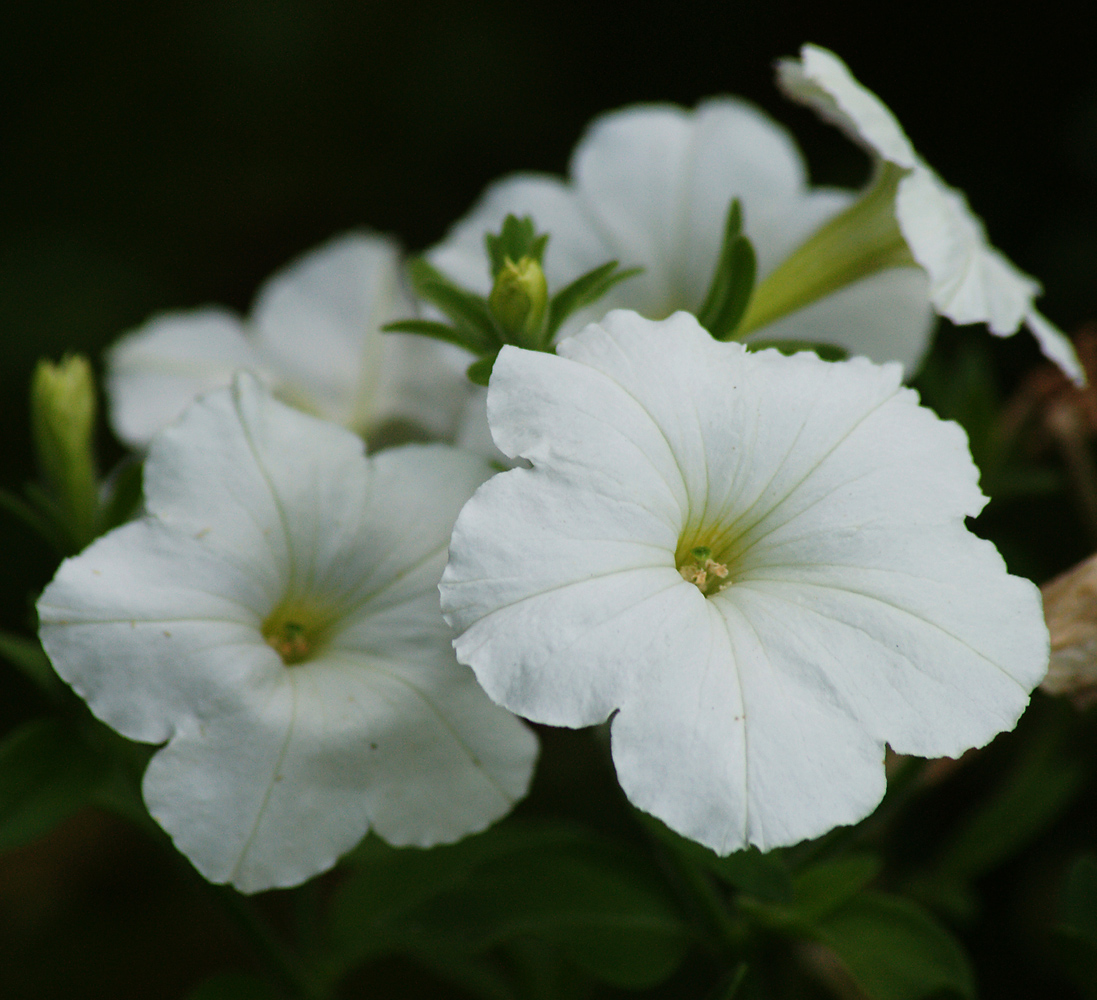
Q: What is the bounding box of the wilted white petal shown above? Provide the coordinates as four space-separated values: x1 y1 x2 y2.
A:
441 311 1047 854
40 375 536 891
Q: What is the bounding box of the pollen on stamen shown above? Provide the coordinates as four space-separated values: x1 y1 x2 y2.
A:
266 621 311 665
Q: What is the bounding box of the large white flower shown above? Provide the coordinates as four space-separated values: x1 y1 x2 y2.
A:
778 44 1084 384
38 375 537 893
429 98 934 372
107 232 470 447
440 310 1048 854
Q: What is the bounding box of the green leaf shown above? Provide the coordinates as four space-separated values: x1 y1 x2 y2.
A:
0 717 106 851
697 199 757 341
0 628 65 698
467 354 498 386
814 892 975 1000
185 973 282 1000
745 339 849 362
544 261 642 341
485 215 550 276
708 848 794 905
326 822 691 990
384 318 484 352
98 457 144 533
405 258 499 353
791 855 882 922
0 487 69 554
1055 855 1097 997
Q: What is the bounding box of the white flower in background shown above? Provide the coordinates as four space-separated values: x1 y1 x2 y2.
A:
429 98 935 372
440 311 1048 853
38 375 537 893
778 44 1084 385
107 232 470 448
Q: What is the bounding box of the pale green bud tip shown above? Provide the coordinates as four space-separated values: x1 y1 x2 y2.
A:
32 354 96 453
489 255 548 345
31 354 99 546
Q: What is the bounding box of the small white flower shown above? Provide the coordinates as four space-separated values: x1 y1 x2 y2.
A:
778 44 1084 384
38 375 537 893
429 98 934 372
440 310 1048 854
107 232 470 447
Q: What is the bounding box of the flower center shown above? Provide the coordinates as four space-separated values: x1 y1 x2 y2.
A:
262 602 334 666
677 545 732 598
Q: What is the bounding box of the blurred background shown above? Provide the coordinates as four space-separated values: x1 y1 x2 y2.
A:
3 2 1097 997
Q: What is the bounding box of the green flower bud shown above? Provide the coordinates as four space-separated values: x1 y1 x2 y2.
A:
31 354 99 547
489 255 548 348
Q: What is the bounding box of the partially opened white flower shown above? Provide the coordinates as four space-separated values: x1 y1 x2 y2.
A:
429 98 934 372
440 310 1048 853
38 375 537 892
778 44 1084 385
107 232 470 447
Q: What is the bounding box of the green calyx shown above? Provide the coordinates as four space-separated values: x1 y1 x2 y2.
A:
384 214 640 387
737 162 916 336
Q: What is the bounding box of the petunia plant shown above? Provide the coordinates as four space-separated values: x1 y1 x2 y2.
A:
2 36 1093 1000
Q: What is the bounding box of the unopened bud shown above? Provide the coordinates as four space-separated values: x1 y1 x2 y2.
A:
31 354 99 547
489 256 548 348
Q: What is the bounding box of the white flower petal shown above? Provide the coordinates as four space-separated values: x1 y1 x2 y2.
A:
252 232 415 429
442 311 1048 852
37 520 275 744
40 376 536 891
779 44 1084 384
106 309 267 448
776 44 918 169
144 647 534 893
429 98 934 366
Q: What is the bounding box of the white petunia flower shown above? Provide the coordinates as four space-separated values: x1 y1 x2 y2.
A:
107 232 470 448
440 310 1048 854
778 44 1084 385
429 98 935 373
38 375 537 893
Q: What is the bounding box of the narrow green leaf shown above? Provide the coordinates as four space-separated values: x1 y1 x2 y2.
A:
544 262 642 341
485 215 549 276
0 488 68 554
405 258 499 351
0 717 105 851
814 892 975 1000
0 629 65 699
384 318 487 353
697 199 757 341
467 355 498 386
98 457 144 533
745 339 849 362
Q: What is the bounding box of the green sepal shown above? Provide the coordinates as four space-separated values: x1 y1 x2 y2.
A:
404 258 500 354
745 339 850 362
544 261 642 342
466 354 499 386
485 214 550 278
383 318 493 355
697 199 757 341
98 457 144 534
